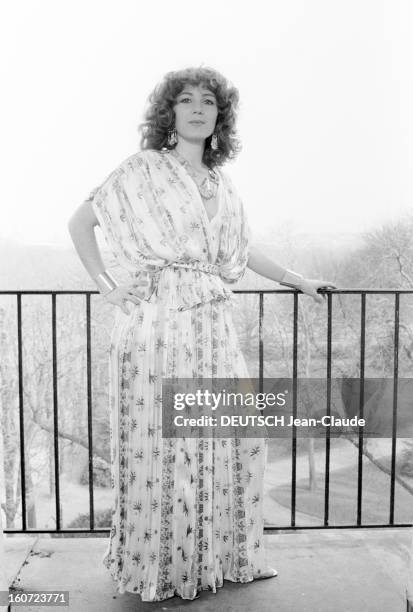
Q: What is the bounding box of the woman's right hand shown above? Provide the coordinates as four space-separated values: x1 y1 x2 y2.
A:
298 278 337 304
103 274 151 315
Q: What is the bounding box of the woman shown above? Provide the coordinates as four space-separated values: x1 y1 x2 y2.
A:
68 66 335 602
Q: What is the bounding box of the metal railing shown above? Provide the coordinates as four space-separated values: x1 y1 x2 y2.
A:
1 288 412 535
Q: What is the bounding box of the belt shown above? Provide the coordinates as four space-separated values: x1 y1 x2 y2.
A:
139 260 232 311
164 261 219 275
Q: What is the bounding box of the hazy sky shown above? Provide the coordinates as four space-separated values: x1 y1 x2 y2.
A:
1 0 412 245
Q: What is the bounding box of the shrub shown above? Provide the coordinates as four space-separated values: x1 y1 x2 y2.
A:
79 456 111 488
400 443 413 477
67 507 113 529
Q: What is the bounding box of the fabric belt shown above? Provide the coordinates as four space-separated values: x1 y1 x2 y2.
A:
138 260 232 311
164 261 219 275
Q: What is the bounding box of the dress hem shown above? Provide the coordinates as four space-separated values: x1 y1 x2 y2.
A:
110 572 263 603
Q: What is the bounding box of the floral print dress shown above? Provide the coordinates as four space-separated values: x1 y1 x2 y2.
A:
89 149 270 602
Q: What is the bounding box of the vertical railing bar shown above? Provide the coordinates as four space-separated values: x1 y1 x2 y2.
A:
324 292 332 526
291 292 298 527
259 292 264 393
357 293 366 525
52 293 61 531
86 294 95 530
16 293 27 531
389 292 400 524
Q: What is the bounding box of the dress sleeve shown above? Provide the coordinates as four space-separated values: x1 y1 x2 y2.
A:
86 154 148 269
88 168 124 255
219 174 253 285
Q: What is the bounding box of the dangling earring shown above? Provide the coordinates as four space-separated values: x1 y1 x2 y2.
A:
210 133 218 150
167 127 178 147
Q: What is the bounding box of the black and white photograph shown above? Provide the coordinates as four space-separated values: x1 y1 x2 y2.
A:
1 1 413 610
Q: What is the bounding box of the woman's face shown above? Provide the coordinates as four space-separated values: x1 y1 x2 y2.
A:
173 83 218 145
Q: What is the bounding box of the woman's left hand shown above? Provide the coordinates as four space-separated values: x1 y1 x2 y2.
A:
298 278 337 304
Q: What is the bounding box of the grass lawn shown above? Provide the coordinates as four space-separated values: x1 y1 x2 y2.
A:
270 459 413 525
266 436 330 461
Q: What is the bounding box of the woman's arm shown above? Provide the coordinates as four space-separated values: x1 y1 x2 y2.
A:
67 200 147 314
247 244 336 303
247 244 289 283
67 199 107 281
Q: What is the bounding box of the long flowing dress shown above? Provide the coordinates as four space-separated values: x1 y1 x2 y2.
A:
89 148 270 602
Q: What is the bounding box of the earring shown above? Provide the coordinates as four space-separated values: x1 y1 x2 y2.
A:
167 127 178 147
210 133 218 150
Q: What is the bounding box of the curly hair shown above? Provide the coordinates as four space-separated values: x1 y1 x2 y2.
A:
138 66 242 167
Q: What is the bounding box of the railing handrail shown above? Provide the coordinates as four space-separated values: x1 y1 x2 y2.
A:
1 287 413 534
1 288 413 294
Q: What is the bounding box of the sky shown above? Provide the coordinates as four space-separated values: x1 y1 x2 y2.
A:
0 0 412 246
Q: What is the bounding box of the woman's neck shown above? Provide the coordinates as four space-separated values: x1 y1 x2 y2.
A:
174 140 205 171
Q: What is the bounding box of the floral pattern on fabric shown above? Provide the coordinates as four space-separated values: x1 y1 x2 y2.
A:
89 149 269 602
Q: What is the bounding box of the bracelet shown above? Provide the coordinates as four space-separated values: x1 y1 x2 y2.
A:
279 269 304 289
94 270 119 295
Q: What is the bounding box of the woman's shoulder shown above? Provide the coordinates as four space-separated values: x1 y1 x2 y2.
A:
102 149 166 183
115 148 163 170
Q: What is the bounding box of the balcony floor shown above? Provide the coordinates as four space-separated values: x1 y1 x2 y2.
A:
4 528 413 611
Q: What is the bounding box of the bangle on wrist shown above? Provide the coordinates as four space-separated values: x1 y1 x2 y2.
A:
94 270 119 295
279 269 304 289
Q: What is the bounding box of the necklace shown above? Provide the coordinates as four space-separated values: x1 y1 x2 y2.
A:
170 148 219 200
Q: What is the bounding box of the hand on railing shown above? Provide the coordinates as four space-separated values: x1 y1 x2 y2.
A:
297 278 337 304
103 274 151 315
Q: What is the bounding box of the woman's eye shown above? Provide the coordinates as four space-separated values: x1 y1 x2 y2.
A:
178 97 215 104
